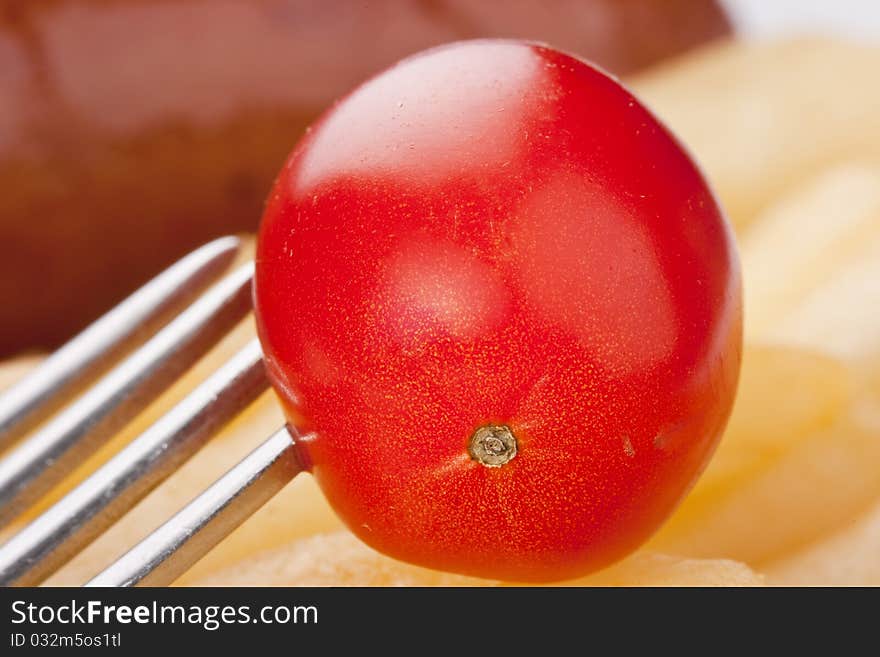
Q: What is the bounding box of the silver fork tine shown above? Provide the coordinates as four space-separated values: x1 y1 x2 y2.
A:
0 340 268 587
0 237 241 451
0 263 254 528
87 426 302 587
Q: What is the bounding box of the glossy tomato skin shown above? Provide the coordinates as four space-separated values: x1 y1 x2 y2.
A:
255 41 741 581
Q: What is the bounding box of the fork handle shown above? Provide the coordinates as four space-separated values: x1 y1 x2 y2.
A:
86 426 303 587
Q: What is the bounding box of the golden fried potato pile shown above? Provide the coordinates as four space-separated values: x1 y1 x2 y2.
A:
2 38 879 586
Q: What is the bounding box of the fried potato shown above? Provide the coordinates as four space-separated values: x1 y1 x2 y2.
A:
659 345 854 527
655 408 880 565
190 530 762 587
762 237 880 365
649 344 880 564
629 39 880 230
738 165 880 365
765 496 880 586
573 552 762 587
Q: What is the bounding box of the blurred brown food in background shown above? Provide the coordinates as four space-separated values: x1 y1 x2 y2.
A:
0 0 730 357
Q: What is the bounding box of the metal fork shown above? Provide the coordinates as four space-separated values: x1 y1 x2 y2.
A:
0 237 306 587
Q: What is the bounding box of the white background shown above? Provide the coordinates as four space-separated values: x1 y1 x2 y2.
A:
723 0 880 42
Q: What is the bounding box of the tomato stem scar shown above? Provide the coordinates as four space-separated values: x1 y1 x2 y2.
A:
469 425 517 467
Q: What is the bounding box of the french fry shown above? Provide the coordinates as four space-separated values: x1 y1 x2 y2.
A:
765 496 880 586
629 39 880 230
762 238 880 365
574 552 762 587
654 407 880 565
189 530 762 587
739 165 880 357
648 344 880 565
656 345 853 526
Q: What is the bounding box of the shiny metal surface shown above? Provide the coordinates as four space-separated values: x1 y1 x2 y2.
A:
0 340 269 587
0 236 309 587
87 426 301 587
0 237 240 451
0 263 254 528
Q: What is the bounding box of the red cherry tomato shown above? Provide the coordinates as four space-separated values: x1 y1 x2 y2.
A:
255 40 742 581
